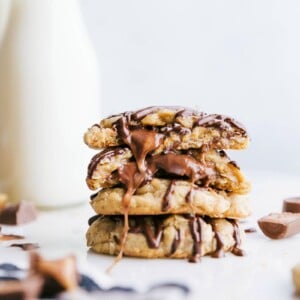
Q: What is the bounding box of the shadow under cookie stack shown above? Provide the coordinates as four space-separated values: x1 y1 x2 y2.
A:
85 106 251 264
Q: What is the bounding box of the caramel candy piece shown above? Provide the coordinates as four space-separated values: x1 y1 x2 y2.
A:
0 201 37 225
29 252 78 297
292 263 300 294
258 213 300 239
282 197 300 213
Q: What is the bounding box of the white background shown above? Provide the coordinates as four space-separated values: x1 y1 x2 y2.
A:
80 0 300 175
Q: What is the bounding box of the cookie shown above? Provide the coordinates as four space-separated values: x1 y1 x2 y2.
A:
86 214 245 261
84 106 249 151
86 147 250 194
90 178 251 218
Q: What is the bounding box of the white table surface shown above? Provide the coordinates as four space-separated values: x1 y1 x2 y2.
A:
1 171 300 300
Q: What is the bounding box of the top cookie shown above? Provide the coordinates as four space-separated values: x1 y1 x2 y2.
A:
84 106 249 152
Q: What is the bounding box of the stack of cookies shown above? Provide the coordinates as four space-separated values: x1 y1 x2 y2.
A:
85 106 250 263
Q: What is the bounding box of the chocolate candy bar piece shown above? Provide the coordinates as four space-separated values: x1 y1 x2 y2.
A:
10 243 39 251
258 213 300 239
282 197 300 213
0 201 37 225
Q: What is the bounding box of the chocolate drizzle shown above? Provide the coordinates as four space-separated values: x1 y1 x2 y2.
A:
170 229 181 255
128 216 164 249
228 219 246 256
211 230 225 258
88 147 127 178
88 215 102 226
194 114 247 134
188 215 203 263
110 106 247 137
162 180 176 211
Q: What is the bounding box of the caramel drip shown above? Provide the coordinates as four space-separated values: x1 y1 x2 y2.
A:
188 215 203 263
162 180 176 212
228 219 246 256
170 229 181 255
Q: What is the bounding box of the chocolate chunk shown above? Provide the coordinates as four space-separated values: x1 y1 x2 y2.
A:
0 275 44 300
10 243 39 251
0 201 37 225
244 227 257 233
282 197 300 213
258 213 300 239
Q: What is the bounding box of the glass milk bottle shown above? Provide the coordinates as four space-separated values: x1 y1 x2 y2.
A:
0 0 100 207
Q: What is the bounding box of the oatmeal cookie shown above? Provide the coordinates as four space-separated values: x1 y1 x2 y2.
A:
90 178 251 218
86 214 245 260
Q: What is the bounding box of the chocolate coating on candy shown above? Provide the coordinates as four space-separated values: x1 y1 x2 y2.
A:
258 213 300 239
0 201 37 225
282 197 300 213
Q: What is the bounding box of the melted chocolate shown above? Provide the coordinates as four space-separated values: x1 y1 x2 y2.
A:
88 215 102 226
162 180 176 211
115 116 163 172
128 216 165 249
170 229 181 255
90 192 98 201
188 215 203 263
101 214 245 262
228 219 246 256
185 188 194 204
111 106 247 137
244 227 257 233
211 231 225 258
194 114 247 134
131 106 188 121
